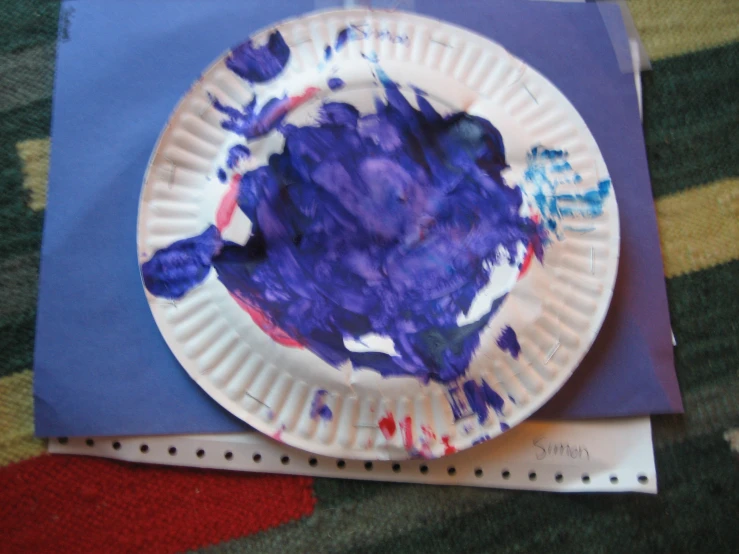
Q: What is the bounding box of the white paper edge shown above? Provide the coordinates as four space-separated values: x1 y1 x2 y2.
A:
49 417 656 493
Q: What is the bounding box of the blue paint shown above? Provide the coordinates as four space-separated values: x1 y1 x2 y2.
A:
524 146 612 239
500 422 510 431
327 77 345 91
144 70 545 384
335 27 351 51
496 325 521 359
508 394 516 404
309 389 333 421
141 226 222 300
226 145 251 169
226 30 290 83
217 168 227 183
361 51 379 63
463 378 505 424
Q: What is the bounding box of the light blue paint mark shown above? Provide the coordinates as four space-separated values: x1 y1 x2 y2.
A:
523 146 612 240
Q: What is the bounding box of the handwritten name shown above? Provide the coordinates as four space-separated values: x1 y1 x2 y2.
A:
348 24 409 45
533 437 590 461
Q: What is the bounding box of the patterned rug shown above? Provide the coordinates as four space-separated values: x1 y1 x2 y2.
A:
1 1 737 552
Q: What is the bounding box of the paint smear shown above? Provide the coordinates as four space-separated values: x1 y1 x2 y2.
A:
226 145 251 169
212 88 319 140
524 146 612 239
145 69 549 384
399 416 413 451
141 225 223 300
328 77 345 91
309 389 333 421
471 435 491 446
440 435 457 455
226 30 290 83
496 325 521 359
462 378 505 424
378 412 396 439
216 173 242 232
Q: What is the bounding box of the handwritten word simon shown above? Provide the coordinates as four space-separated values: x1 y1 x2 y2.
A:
533 437 590 461
346 24 410 45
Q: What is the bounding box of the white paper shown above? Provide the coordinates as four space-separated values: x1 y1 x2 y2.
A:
49 417 656 493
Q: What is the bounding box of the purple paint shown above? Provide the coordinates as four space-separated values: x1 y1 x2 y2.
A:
309 390 333 421
143 70 545 384
226 30 290 83
500 422 510 431
141 226 222 300
471 434 491 446
327 77 345 91
226 145 251 169
463 378 505 424
212 87 319 140
496 325 521 359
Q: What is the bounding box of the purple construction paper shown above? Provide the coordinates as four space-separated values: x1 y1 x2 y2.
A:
34 0 681 438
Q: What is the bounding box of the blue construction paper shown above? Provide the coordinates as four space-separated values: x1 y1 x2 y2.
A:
34 0 681 437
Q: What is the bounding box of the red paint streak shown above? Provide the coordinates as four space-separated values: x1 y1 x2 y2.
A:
421 425 436 441
288 86 320 109
230 294 303 348
378 412 396 439
518 242 535 280
272 424 287 442
519 214 541 280
216 173 242 232
441 435 457 456
399 416 414 451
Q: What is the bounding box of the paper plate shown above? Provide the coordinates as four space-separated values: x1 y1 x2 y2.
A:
137 9 619 460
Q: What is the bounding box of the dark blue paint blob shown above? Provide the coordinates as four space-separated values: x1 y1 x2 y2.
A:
226 30 290 83
226 145 251 169
500 422 510 431
217 168 227 183
463 379 505 424
496 325 521 359
309 389 333 421
145 73 546 383
141 226 222 300
335 27 351 51
328 77 345 91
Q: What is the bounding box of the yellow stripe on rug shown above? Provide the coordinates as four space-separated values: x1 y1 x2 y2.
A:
629 0 739 61
0 370 46 467
16 138 50 212
656 178 739 278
